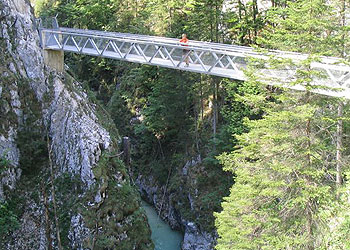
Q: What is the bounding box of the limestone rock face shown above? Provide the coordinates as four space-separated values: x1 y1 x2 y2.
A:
182 222 215 250
48 75 110 186
5 199 47 250
0 130 20 201
0 0 152 248
0 0 106 188
68 213 92 248
0 0 104 246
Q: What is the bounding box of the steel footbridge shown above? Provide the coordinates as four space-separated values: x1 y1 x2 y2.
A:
38 18 350 98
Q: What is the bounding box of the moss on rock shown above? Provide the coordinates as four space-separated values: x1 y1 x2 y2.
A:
82 153 153 249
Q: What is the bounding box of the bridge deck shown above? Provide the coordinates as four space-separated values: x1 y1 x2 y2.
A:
39 24 350 98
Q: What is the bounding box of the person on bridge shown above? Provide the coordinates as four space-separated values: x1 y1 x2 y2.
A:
179 34 190 67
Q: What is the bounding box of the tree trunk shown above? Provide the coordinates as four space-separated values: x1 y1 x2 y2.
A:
238 0 244 44
200 78 204 120
47 137 62 250
306 202 314 250
336 102 343 187
42 185 52 250
212 79 217 138
253 0 258 42
123 136 131 167
215 0 220 42
336 0 346 189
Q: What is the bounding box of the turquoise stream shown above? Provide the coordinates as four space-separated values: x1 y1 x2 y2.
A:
141 200 183 250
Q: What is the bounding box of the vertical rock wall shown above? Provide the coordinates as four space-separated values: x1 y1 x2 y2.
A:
0 0 152 248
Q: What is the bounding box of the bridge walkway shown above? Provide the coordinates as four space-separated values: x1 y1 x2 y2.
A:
38 18 350 98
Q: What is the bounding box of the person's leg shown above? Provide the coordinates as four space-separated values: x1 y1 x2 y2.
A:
182 50 188 66
185 50 189 66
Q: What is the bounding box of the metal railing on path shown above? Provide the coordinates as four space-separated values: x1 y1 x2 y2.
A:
37 18 350 98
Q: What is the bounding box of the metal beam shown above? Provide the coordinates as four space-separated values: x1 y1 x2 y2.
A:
39 25 350 98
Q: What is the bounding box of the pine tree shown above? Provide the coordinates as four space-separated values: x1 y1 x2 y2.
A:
215 92 340 249
225 0 265 45
215 0 350 249
185 0 224 42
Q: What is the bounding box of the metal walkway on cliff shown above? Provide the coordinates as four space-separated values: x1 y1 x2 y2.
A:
38 18 350 98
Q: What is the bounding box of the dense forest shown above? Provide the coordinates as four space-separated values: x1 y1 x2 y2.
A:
5 0 350 248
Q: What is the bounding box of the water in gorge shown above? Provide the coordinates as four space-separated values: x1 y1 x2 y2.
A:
141 200 183 250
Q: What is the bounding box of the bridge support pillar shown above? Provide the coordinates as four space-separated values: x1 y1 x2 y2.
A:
43 49 64 72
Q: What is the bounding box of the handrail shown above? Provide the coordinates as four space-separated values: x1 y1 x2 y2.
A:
38 17 350 98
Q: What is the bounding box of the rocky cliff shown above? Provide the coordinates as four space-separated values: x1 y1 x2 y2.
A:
0 0 152 248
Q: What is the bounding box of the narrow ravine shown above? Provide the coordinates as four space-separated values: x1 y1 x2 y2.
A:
141 200 183 250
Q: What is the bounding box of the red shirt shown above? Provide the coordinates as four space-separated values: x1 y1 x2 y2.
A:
180 37 189 46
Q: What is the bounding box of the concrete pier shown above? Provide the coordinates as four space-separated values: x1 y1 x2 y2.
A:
43 49 64 72
41 30 64 72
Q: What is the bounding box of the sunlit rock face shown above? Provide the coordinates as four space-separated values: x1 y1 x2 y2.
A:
0 0 152 249
0 0 110 189
0 0 106 247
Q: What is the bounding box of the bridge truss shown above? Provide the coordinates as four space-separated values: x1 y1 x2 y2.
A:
38 18 350 98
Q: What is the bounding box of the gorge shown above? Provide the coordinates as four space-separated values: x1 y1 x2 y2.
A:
2 0 350 249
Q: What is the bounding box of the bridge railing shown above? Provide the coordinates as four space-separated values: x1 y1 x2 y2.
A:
38 18 350 98
40 28 249 80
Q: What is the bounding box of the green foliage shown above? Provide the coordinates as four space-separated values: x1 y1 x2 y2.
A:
184 0 224 42
36 0 334 243
16 81 47 176
215 0 350 249
125 70 238 231
258 0 344 56
82 153 153 249
54 173 83 247
216 93 339 249
0 42 21 136
0 202 20 241
225 0 266 45
220 79 262 148
0 155 10 174
17 128 47 176
194 166 233 231
142 69 195 143
38 0 151 32
108 87 136 137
